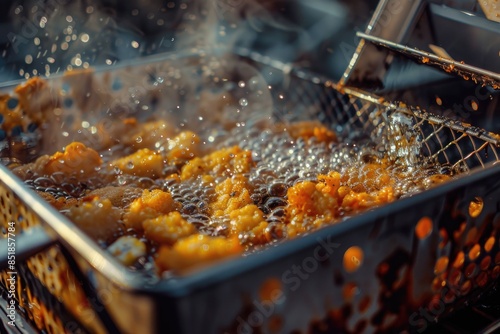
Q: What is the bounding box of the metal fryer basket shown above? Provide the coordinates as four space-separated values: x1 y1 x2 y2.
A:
0 50 500 334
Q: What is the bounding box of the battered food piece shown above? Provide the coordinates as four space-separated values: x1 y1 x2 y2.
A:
155 234 243 272
211 175 253 217
110 148 163 178
13 142 102 182
66 198 122 241
108 236 147 266
180 146 254 180
123 189 178 231
143 211 197 245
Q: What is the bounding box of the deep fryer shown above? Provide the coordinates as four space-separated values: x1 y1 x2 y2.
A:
0 0 499 333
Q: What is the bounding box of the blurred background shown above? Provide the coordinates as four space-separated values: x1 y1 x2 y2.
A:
0 0 497 131
0 0 380 83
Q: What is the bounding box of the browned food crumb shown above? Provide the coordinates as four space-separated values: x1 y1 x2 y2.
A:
12 155 51 180
108 236 147 266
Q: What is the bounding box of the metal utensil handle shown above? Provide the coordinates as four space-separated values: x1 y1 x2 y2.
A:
356 31 500 89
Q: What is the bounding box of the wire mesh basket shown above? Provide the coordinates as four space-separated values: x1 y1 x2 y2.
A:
0 50 499 334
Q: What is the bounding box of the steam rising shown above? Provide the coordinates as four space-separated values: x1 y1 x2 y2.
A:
0 0 362 162
0 1 287 158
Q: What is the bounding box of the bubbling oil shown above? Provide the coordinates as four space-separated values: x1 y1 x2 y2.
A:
12 111 455 276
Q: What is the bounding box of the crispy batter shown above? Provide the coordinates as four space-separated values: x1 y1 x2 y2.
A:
14 76 58 125
211 175 253 217
143 211 196 245
284 167 398 238
108 236 147 266
45 142 102 179
122 120 176 150
65 198 122 241
285 180 339 238
110 148 163 178
275 121 337 144
12 155 51 179
229 204 270 245
155 234 243 272
180 146 253 180
12 142 101 182
166 131 201 162
123 189 177 231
